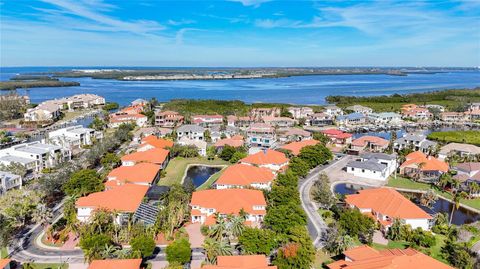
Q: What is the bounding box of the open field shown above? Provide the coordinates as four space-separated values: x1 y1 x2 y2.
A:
158 157 230 186
427 130 480 146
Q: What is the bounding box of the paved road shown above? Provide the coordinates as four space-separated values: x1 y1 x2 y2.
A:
299 155 353 248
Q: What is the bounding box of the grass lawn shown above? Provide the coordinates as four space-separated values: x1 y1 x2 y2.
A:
387 176 480 210
196 167 226 190
159 157 230 186
26 263 68 269
0 247 7 258
428 130 480 146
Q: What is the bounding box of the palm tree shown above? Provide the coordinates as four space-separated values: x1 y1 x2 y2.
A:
387 219 402 241
114 248 132 259
228 215 246 239
449 191 468 225
468 182 480 198
438 173 452 190
209 213 228 241
202 238 233 264
101 244 120 259
420 190 438 209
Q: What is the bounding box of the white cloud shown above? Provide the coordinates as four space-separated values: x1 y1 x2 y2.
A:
167 19 196 26
228 0 271 7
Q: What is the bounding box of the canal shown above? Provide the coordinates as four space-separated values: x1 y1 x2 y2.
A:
333 183 480 225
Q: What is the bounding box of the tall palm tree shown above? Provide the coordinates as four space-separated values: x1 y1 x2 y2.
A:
468 182 480 198
420 190 438 209
228 215 246 240
101 244 120 259
202 238 233 264
209 214 228 241
449 191 468 225
438 173 452 190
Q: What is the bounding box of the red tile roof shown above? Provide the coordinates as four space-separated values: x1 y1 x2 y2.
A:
216 164 275 187
0 259 11 269
240 150 289 166
281 139 319 155
400 151 449 172
121 148 169 165
76 184 148 212
202 255 276 269
345 188 432 220
107 163 160 185
141 135 174 149
351 135 389 147
88 259 142 269
191 189 266 215
215 137 244 148
327 245 453 269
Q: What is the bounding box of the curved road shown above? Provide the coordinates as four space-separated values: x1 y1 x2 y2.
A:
299 155 352 248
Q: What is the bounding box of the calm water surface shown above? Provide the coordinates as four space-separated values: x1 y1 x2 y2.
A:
1 67 479 106
183 165 221 188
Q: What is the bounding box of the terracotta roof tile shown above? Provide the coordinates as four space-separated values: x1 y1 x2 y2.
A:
400 151 448 172
141 135 174 149
216 164 275 186
191 189 266 215
107 163 160 184
76 184 148 212
88 259 142 269
240 150 289 166
202 255 276 269
215 137 244 148
281 140 319 155
121 148 169 165
345 188 432 220
0 259 11 269
351 136 389 147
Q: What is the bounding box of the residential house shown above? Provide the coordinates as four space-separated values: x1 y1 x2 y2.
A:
440 112 468 122
452 162 480 196
177 136 207 156
240 149 289 172
109 112 147 128
324 105 343 117
321 129 353 147
0 171 22 196
88 259 142 269
335 113 367 126
250 107 281 121
47 125 102 150
0 155 37 174
131 99 148 106
345 188 432 231
351 135 389 152
62 94 105 110
0 141 70 172
176 124 205 141
106 163 161 188
425 104 445 112
345 105 373 115
465 109 480 121
214 164 275 190
281 139 319 156
202 255 276 269
345 153 397 181
192 114 224 128
394 133 438 154
246 123 276 148
288 106 314 119
277 128 311 143
154 110 184 128
121 148 170 169
368 112 402 125
214 135 244 150
399 151 449 182
309 112 334 126
190 189 267 226
262 116 296 128
24 102 61 122
327 245 452 269
227 115 255 128
401 104 432 120
438 143 480 161
137 135 174 152
76 184 149 224
132 127 172 143
468 102 480 111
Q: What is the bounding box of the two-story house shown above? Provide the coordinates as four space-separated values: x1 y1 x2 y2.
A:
176 124 205 141
246 123 276 148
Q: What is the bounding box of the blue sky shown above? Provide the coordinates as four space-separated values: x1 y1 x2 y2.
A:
1 0 479 67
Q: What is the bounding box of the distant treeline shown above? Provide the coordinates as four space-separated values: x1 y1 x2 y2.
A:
10 75 59 81
161 99 322 118
326 88 480 112
0 80 80 90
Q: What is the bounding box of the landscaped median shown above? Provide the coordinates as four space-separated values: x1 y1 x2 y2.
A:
158 157 230 186
387 176 480 212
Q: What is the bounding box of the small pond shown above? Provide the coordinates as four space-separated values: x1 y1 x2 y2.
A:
334 183 480 225
183 165 222 188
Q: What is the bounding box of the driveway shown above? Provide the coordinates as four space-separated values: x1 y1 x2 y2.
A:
185 223 205 248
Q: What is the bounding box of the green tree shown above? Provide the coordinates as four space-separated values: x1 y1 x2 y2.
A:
263 203 306 233
63 169 104 197
288 157 310 177
166 237 191 265
338 208 375 243
273 226 315 269
88 116 106 131
238 227 278 255
0 188 41 227
298 144 333 169
202 238 233 264
311 173 336 209
0 162 27 177
229 151 247 163
101 153 121 170
79 234 113 262
130 234 156 258
312 132 329 145
206 146 216 160
449 191 468 225
155 184 191 238
0 214 14 247
219 145 236 161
